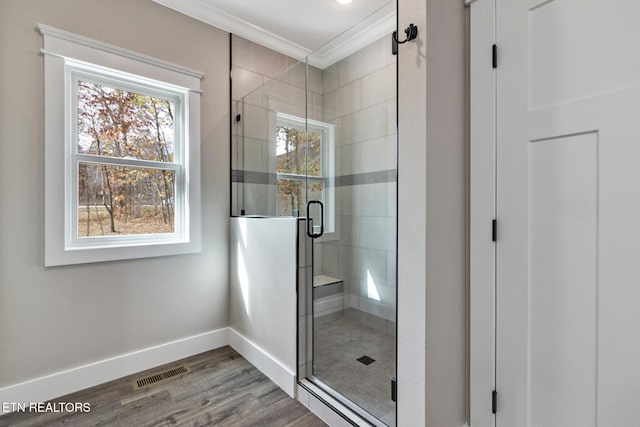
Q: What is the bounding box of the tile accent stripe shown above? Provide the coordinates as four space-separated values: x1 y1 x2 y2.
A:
232 170 277 185
334 170 397 186
232 169 397 186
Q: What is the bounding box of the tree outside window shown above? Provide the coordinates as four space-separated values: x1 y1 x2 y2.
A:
275 113 335 233
76 81 177 237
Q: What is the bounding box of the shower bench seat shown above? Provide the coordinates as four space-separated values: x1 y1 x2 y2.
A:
313 275 345 319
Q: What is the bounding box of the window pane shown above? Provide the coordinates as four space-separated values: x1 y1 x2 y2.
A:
276 126 322 176
306 129 322 177
276 178 325 217
78 163 175 237
276 178 306 216
307 180 324 203
77 81 175 162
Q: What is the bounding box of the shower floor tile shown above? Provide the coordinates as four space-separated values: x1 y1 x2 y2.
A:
313 309 396 426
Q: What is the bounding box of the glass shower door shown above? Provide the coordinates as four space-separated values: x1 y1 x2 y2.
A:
307 31 398 426
229 11 398 424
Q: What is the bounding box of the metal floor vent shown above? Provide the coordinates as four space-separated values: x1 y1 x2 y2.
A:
133 365 191 390
357 355 376 366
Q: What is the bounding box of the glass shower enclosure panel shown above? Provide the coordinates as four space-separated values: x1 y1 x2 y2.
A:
307 32 398 426
230 13 397 424
231 56 311 217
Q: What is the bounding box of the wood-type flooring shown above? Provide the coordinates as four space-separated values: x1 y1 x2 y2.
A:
0 346 326 427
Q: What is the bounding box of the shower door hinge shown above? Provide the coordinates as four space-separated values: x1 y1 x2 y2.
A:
492 390 497 414
391 377 397 402
492 219 497 242
492 44 498 68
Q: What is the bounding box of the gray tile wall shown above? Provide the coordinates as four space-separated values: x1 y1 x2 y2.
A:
316 35 397 323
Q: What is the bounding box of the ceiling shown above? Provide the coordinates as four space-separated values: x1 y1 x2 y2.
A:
152 0 396 68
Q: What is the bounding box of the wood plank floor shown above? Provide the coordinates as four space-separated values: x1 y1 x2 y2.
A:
0 346 326 427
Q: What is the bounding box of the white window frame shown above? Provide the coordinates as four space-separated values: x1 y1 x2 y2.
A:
39 24 203 266
275 112 335 234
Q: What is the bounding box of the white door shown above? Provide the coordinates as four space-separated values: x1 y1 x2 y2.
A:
495 0 640 426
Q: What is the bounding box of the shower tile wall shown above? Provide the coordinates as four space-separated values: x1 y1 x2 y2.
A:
317 35 397 331
231 36 323 216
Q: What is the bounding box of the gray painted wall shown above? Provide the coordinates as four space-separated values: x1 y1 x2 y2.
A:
397 0 468 425
424 1 468 424
0 0 230 387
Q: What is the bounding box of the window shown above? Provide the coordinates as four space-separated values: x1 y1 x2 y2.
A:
275 113 335 233
40 24 203 266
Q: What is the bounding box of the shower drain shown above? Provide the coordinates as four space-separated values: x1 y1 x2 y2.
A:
133 365 191 389
356 355 376 365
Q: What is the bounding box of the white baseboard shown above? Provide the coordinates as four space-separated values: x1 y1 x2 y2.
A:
228 328 296 398
0 328 229 413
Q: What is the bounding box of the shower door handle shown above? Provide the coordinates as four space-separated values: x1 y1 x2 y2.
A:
306 200 324 239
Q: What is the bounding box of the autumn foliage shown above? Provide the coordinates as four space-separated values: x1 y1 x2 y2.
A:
77 81 176 236
276 125 323 216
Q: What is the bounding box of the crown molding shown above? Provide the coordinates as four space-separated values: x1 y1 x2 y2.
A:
307 2 396 69
152 0 312 61
152 0 396 70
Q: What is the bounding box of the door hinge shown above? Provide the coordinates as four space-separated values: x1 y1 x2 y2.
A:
492 390 497 414
492 219 497 241
492 44 497 68
391 377 397 402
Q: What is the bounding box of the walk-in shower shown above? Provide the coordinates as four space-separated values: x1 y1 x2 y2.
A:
230 3 397 424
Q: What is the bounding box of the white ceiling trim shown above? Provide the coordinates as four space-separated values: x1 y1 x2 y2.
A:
153 0 396 69
152 0 312 60
307 3 396 69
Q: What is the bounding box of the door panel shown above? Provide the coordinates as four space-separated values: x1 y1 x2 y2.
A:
529 132 597 427
497 0 640 425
